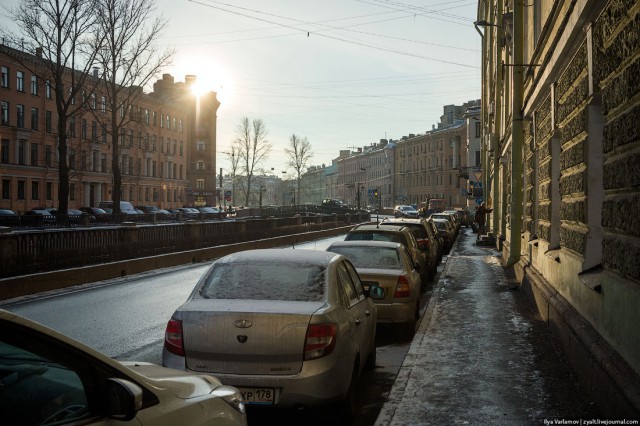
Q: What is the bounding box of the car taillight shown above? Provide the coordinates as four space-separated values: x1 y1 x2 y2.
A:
394 275 411 298
304 324 337 360
164 319 185 356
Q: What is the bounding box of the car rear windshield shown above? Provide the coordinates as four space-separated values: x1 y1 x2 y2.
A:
346 231 407 245
199 262 326 302
329 246 401 270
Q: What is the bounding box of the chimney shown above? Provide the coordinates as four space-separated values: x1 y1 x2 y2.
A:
35 47 43 58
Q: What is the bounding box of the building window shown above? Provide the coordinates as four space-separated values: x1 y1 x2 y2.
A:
18 141 25 165
475 150 481 167
196 179 205 189
69 116 76 137
45 80 52 99
101 96 106 112
1 101 8 126
1 67 8 88
69 149 75 169
165 115 170 129
31 107 38 131
197 141 205 151
16 71 24 92
152 111 157 126
145 187 149 201
16 104 25 128
2 179 10 199
179 119 183 132
17 180 25 200
144 109 149 124
101 154 107 172
1 139 9 163
91 94 96 109
31 75 38 95
197 160 205 171
70 183 75 201
81 119 87 139
31 143 38 166
180 141 183 156
46 111 52 132
91 121 97 142
475 121 481 138
102 126 107 144
160 113 163 128
46 182 52 200
31 181 39 200
45 145 52 167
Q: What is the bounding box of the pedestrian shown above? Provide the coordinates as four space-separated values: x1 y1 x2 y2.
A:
474 202 493 236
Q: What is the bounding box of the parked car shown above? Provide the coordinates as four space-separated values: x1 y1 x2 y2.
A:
177 207 200 219
198 206 224 219
80 206 111 223
378 217 439 279
0 309 247 426
99 200 139 215
393 205 419 218
430 218 455 254
22 208 56 226
0 209 20 227
344 223 430 288
162 248 383 416
326 240 421 335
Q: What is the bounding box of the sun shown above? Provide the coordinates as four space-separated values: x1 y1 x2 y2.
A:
180 57 232 106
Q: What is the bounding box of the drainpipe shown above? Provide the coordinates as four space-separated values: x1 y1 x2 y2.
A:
492 0 503 239
505 0 523 268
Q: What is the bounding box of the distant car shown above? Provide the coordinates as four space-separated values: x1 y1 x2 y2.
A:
0 309 247 426
393 205 419 218
80 206 111 223
344 223 430 288
198 206 224 219
326 240 421 335
378 217 439 280
321 198 350 210
162 248 383 416
177 207 199 219
0 209 20 227
99 201 139 215
430 218 455 254
22 208 56 226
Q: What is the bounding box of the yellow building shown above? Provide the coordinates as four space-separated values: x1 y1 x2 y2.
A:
477 0 640 416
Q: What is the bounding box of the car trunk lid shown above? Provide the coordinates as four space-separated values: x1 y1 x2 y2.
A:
181 299 325 375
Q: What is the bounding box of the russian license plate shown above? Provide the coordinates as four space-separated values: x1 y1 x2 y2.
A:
238 387 275 405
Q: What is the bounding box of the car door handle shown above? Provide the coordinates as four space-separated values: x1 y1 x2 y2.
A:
355 318 362 326
365 310 371 317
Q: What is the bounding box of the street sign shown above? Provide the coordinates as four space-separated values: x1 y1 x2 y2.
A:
474 172 482 181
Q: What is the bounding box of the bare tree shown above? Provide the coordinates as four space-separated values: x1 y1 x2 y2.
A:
226 146 241 207
233 117 271 207
285 134 312 205
5 0 103 214
91 0 173 214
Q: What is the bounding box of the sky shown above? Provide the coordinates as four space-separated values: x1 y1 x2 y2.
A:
1 0 481 174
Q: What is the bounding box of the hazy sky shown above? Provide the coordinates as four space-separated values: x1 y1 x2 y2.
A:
1 0 481 174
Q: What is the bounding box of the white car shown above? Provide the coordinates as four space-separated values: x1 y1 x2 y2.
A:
0 309 247 425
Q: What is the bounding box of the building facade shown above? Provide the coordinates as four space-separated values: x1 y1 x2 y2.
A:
0 44 219 212
477 0 640 416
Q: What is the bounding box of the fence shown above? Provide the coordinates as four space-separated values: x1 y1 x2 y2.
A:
0 212 369 279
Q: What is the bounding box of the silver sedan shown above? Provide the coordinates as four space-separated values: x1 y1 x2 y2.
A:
162 248 384 416
326 240 421 335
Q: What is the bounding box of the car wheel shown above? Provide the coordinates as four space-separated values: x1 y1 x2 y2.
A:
364 346 377 370
335 362 359 422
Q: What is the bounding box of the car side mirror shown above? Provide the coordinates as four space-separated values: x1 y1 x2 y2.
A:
367 284 385 299
106 378 143 421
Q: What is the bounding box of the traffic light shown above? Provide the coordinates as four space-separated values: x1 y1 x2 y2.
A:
373 190 379 198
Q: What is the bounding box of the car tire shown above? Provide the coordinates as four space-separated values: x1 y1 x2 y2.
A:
364 346 377 370
335 362 359 423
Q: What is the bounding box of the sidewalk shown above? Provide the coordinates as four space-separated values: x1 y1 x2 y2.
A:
375 228 600 425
